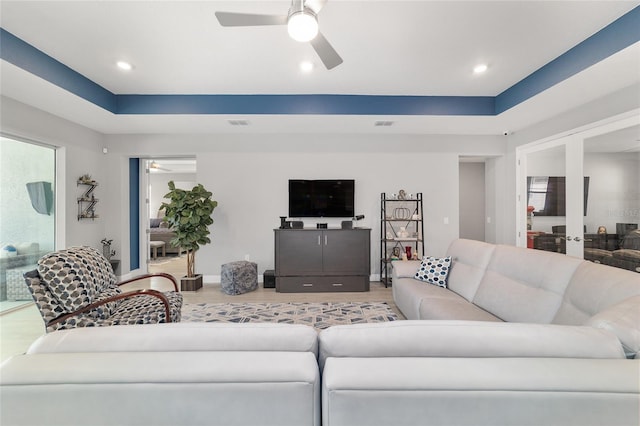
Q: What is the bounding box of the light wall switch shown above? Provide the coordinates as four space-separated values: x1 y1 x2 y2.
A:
443 217 449 225
244 254 250 261
487 217 492 224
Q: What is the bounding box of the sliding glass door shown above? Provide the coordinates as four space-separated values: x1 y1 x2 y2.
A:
0 136 56 312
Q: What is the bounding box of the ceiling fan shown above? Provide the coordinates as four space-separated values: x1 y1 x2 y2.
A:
215 0 343 70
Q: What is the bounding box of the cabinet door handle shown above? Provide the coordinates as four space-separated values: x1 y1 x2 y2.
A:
332 283 343 287
325 235 328 245
303 283 313 287
318 235 321 245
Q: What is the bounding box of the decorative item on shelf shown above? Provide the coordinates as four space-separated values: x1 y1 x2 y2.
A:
597 226 607 234
404 246 412 259
100 238 115 260
527 205 535 230
401 251 408 261
79 174 95 185
398 227 409 239
393 207 411 220
391 247 401 260
279 216 288 229
160 181 218 291
412 248 419 260
397 189 407 200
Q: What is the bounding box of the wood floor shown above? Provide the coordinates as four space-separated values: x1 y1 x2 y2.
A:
0 256 402 362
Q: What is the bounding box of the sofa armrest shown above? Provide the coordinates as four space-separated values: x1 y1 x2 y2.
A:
391 260 421 278
587 295 640 357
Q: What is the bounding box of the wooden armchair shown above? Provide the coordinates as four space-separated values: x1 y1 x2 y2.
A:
24 246 182 332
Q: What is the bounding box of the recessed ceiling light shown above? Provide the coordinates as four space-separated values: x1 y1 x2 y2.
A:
300 61 314 72
116 61 133 71
473 64 488 74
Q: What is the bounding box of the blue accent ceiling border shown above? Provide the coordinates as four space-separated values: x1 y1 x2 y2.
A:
0 28 116 112
496 6 640 114
116 94 495 116
129 158 140 271
1 6 638 117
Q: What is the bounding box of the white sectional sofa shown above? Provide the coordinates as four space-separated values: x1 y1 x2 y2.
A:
319 239 640 426
2 239 639 426
0 323 321 426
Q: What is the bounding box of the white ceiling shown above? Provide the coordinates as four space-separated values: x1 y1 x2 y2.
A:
1 0 639 136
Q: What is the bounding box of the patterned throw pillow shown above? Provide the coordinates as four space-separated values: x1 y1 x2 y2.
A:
415 256 452 288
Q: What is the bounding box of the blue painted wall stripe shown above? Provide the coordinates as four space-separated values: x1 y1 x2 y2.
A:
0 28 117 112
129 158 140 271
1 6 638 117
496 6 640 114
116 94 495 116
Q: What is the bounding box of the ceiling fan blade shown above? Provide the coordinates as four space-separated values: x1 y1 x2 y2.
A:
304 0 327 15
215 11 287 27
310 32 343 70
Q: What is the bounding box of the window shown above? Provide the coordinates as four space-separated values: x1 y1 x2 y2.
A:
0 136 55 312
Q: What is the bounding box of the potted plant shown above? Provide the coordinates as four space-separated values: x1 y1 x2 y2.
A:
160 181 218 291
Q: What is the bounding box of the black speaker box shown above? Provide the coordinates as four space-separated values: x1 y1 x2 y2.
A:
341 220 353 229
291 221 304 229
317 223 328 229
263 269 275 289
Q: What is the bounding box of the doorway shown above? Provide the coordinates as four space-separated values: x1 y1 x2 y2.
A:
144 158 196 274
517 111 640 272
459 158 486 242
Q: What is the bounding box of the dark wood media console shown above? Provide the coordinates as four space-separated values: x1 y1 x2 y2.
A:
274 228 371 292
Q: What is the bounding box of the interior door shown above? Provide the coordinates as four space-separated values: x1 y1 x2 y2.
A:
518 137 585 258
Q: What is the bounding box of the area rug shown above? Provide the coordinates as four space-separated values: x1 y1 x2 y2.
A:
181 302 398 330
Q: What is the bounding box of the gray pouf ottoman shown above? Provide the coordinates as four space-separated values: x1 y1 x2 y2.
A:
221 261 258 295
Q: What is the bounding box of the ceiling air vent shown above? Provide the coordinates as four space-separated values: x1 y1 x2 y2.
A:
227 119 250 126
374 120 394 127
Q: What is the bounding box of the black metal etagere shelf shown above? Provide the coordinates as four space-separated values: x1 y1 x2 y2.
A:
380 192 424 287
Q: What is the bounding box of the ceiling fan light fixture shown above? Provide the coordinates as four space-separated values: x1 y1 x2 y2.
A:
287 9 318 42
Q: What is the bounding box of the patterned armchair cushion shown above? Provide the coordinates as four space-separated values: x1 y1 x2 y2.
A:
37 246 119 315
51 291 183 331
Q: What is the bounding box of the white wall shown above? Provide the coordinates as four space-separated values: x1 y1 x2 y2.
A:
105 133 506 278
505 83 640 244
3 80 637 281
149 172 197 218
0 97 107 253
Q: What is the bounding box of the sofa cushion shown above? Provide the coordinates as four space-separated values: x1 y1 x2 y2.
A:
37 246 118 314
318 320 626 370
445 239 495 301
472 245 583 323
553 261 640 326
27 323 319 358
414 256 451 287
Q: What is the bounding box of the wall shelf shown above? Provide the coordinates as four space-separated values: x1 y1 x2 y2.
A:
77 179 98 220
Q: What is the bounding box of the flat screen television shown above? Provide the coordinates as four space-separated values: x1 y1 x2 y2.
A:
289 179 355 218
527 176 589 216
